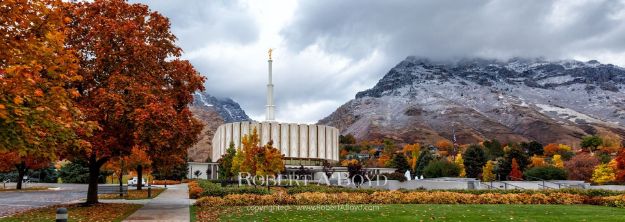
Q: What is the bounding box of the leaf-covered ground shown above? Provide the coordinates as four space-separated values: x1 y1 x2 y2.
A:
99 187 165 200
0 203 141 222
196 204 625 222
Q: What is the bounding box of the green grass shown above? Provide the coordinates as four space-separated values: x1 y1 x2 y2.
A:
190 205 197 222
217 204 625 222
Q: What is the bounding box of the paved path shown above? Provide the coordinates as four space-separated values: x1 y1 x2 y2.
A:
0 183 87 217
123 184 190 222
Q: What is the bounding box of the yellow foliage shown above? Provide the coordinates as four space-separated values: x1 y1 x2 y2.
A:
454 153 466 177
482 161 496 182
552 155 564 168
530 155 546 168
591 163 616 185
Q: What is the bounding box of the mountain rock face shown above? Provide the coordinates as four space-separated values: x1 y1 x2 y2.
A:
188 92 251 162
319 57 625 146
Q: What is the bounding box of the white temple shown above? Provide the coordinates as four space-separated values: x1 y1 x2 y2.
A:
210 49 339 166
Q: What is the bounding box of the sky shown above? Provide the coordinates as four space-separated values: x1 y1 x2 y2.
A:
131 0 625 124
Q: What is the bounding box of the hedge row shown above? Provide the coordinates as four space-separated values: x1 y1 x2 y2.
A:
195 191 625 208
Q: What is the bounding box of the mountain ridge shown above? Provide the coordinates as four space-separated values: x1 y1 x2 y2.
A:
319 57 625 146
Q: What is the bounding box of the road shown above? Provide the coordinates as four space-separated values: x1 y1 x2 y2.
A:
0 183 88 217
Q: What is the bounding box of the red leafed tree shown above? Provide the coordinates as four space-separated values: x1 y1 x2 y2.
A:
125 146 151 190
615 149 625 182
1 0 92 189
508 158 523 181
564 153 599 181
63 0 204 204
0 152 50 189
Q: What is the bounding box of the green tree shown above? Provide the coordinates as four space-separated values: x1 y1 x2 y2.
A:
483 140 504 160
218 141 237 180
496 145 529 179
581 135 603 154
521 141 544 157
414 149 434 177
524 166 567 180
388 153 410 173
463 144 487 178
423 160 460 178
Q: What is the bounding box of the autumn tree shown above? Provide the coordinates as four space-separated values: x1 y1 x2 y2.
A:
125 146 151 190
1 0 91 188
591 162 616 185
543 144 560 156
552 155 564 168
240 128 261 175
508 158 523 180
482 161 496 182
63 0 204 204
435 139 453 155
402 143 420 169
564 153 599 181
614 149 625 182
463 144 487 178
454 153 466 177
256 141 285 178
0 151 50 189
529 155 546 168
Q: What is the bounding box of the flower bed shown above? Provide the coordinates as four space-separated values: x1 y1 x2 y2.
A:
194 190 625 208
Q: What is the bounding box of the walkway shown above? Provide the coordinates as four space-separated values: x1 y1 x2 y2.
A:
123 184 190 222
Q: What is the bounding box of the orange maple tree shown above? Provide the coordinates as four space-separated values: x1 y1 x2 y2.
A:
63 0 204 204
508 158 523 181
0 151 50 189
1 0 92 187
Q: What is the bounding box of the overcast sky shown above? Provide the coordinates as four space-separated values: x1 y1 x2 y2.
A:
131 0 625 123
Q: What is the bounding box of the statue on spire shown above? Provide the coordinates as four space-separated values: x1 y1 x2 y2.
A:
268 48 273 60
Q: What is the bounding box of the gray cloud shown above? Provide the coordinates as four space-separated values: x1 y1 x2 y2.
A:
130 0 625 123
283 0 625 61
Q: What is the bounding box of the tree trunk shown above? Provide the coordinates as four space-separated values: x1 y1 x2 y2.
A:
15 161 26 190
118 169 123 198
86 155 108 205
137 165 143 190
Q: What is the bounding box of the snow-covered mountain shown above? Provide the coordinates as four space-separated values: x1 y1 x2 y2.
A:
188 92 251 162
319 57 625 146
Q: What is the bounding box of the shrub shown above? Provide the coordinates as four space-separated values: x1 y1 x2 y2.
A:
423 160 460 178
194 191 591 206
524 165 567 180
197 180 269 197
565 153 599 181
188 181 203 199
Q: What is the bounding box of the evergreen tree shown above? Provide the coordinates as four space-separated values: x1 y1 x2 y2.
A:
414 149 434 176
483 139 504 160
389 153 410 173
521 141 544 156
463 144 487 178
218 141 237 180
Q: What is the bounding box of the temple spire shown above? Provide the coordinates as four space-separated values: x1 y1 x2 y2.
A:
266 49 275 121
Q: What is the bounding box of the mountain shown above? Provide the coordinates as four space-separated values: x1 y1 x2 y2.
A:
319 57 625 147
188 92 251 162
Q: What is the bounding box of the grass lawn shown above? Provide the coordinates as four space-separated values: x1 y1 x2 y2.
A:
99 187 165 200
0 203 141 222
203 204 625 222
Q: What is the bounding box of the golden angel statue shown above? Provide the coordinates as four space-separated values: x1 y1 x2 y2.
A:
268 48 273 60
